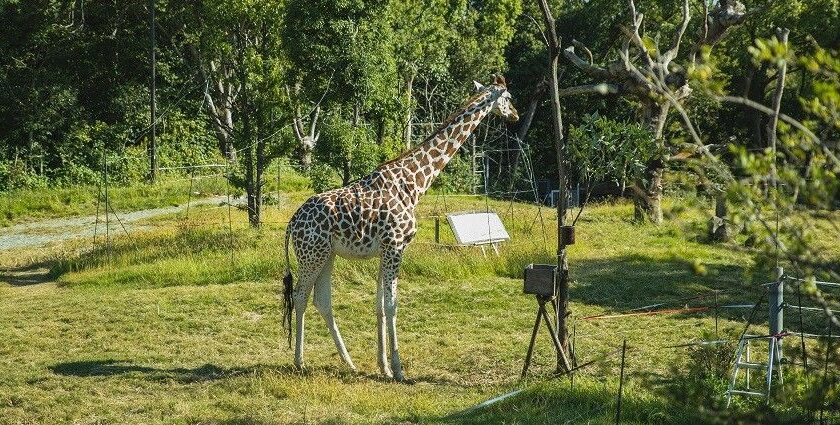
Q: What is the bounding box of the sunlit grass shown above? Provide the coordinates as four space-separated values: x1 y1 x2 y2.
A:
1 183 837 423
0 161 310 228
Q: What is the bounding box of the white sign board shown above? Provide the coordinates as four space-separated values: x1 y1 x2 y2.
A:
446 211 510 246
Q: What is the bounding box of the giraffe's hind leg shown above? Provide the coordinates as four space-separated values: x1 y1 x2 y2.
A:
293 251 329 370
313 254 357 371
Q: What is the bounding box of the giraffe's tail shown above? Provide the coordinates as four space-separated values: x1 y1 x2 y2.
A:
282 225 294 349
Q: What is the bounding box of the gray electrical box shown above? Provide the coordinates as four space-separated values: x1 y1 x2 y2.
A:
524 264 557 297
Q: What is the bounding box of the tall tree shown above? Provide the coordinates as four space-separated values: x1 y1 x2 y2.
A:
560 0 748 223
188 0 288 227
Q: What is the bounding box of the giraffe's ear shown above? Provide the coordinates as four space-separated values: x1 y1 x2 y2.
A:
473 80 485 92
493 74 507 87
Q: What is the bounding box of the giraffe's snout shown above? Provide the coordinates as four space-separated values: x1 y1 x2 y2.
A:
506 107 520 123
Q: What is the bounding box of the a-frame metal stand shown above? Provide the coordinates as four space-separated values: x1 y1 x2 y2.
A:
521 295 565 377
727 267 786 406
726 334 785 405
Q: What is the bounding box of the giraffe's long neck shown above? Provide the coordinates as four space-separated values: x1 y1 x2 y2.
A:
392 90 495 196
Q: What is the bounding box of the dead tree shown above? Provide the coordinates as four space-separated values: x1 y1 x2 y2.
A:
287 85 321 172
201 58 240 163
562 0 747 224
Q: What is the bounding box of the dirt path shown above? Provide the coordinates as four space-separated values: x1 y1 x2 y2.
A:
0 196 232 251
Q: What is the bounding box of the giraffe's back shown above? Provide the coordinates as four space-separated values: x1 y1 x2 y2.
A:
289 177 413 260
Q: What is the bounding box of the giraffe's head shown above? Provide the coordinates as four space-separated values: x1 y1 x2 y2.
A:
474 74 519 123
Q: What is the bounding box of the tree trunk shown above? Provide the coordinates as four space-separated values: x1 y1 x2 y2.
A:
403 74 414 150
710 192 730 241
507 83 544 194
237 33 259 228
745 63 770 148
301 150 313 172
341 161 351 186
633 102 669 224
376 116 385 145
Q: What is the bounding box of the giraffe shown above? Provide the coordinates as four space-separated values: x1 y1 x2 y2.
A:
282 74 519 381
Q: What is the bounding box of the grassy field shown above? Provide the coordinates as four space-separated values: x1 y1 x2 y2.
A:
1 174 837 424
0 163 310 228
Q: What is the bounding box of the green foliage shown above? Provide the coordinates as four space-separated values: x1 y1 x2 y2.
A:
666 332 733 411
568 114 658 190
283 0 399 114
748 35 794 68
0 162 48 192
308 162 340 194
313 113 383 185
431 154 475 194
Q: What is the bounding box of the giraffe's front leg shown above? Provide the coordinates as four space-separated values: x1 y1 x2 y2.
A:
381 247 405 381
376 276 392 378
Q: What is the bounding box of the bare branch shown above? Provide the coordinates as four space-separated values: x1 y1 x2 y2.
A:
557 83 618 97
563 46 610 79
662 0 690 66
703 0 747 48
536 0 561 53
625 0 655 70
524 14 549 48
768 28 790 192
309 106 320 137
571 39 594 65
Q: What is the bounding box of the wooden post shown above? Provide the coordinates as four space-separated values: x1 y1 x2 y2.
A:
521 298 544 377
536 0 572 374
434 217 440 244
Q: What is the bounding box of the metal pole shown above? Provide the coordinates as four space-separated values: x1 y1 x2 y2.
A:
797 284 808 374
615 339 627 425
714 290 720 340
770 267 784 358
103 146 110 267
820 317 832 424
148 0 157 183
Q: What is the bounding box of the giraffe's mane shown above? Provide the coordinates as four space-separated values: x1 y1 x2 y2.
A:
377 90 490 170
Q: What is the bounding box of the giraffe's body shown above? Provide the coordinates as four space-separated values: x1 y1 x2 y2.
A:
283 75 518 380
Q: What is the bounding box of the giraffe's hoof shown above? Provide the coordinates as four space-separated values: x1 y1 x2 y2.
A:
393 371 406 382
380 368 393 379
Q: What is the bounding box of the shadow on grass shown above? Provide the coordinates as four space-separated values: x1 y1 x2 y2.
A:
0 262 54 286
571 254 764 318
48 359 460 387
49 359 270 383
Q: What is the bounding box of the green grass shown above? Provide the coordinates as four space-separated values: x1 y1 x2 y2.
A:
0 161 311 227
0 177 227 227
1 185 837 424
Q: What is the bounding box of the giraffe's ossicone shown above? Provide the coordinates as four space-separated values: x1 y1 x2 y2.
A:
282 74 519 381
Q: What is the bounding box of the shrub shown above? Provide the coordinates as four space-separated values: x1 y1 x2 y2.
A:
0 161 48 191
309 162 340 193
